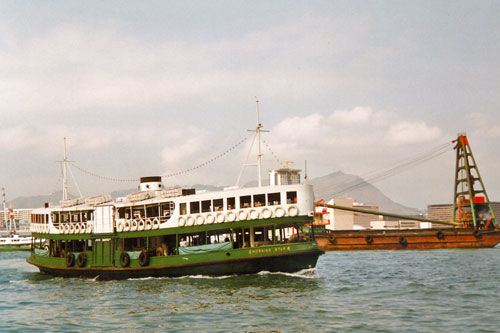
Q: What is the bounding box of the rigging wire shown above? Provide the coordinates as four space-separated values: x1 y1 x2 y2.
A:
328 141 454 197
71 136 249 183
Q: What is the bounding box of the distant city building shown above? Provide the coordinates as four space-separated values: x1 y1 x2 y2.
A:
0 209 32 222
352 203 380 229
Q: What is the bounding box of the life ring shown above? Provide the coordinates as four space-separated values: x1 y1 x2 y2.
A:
473 230 482 239
215 212 225 223
69 223 75 234
123 220 131 232
288 205 299 217
436 231 445 240
238 210 248 221
249 209 259 220
206 214 215 224
131 219 138 232
65 253 75 267
399 236 408 246
63 224 69 234
77 252 87 267
79 222 86 234
75 223 82 234
119 252 130 267
275 206 286 218
152 218 160 229
138 251 150 267
117 221 124 232
327 233 336 244
365 235 374 244
177 217 186 227
196 215 205 225
186 216 195 226
261 207 272 219
226 211 236 222
138 219 146 231
145 219 153 230
86 224 93 233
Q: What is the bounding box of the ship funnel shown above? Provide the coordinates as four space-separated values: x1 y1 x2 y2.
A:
139 176 163 191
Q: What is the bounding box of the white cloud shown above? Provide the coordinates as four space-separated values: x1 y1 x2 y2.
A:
328 107 373 125
386 121 441 145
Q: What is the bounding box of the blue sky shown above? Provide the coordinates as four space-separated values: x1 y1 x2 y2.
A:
0 1 499 209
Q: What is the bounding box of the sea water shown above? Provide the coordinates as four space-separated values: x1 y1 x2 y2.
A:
1 248 499 332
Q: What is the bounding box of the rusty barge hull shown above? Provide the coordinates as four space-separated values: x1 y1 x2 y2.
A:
315 228 500 251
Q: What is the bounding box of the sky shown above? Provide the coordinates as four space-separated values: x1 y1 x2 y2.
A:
0 1 499 209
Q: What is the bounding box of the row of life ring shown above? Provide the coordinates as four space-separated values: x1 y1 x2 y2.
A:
116 218 160 232
177 205 299 227
32 224 51 233
58 223 93 234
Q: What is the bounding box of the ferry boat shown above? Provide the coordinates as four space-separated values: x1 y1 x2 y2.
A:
0 189 32 251
27 114 323 279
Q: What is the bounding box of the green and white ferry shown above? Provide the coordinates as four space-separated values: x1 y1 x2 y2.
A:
27 115 323 279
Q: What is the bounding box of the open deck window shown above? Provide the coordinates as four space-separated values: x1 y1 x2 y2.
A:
240 195 251 208
227 197 235 210
133 206 145 219
213 199 223 211
161 202 174 219
180 203 187 215
201 200 212 213
253 194 265 207
190 201 200 214
287 191 297 204
268 192 281 205
146 204 159 218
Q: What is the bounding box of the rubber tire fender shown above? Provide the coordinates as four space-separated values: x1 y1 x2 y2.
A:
77 252 87 267
399 236 408 246
138 251 150 267
119 252 130 268
327 233 336 244
365 235 374 244
436 231 445 240
66 253 75 267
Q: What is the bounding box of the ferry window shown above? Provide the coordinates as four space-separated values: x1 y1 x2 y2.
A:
286 191 297 204
213 199 223 211
253 194 265 207
161 202 174 219
201 200 211 213
180 203 187 215
240 195 251 208
190 201 200 214
118 207 126 219
62 213 69 223
268 193 281 205
133 206 145 218
52 213 60 223
72 213 80 222
146 204 159 218
227 197 235 210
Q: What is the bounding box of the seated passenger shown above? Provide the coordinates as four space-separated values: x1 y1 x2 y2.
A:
179 238 187 247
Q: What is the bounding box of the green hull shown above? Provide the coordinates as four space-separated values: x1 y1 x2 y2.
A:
27 242 323 280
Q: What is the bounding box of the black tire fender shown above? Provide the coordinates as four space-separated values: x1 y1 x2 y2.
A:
66 253 75 267
119 252 130 268
138 251 150 267
76 252 87 267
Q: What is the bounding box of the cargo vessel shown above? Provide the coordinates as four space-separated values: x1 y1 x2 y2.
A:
27 110 323 279
313 134 500 251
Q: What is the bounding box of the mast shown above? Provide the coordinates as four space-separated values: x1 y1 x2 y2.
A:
235 99 268 187
62 137 68 200
2 187 6 229
255 99 263 187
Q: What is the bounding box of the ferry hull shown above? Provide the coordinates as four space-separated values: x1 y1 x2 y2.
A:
315 228 500 251
27 244 324 280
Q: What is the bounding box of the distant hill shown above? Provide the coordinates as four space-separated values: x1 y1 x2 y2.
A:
310 171 421 215
7 171 420 215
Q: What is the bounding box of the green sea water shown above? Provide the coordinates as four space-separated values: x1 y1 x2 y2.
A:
1 248 499 332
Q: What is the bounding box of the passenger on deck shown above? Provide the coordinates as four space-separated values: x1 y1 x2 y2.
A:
180 238 187 247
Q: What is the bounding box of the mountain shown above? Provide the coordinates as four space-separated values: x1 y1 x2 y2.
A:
7 171 420 215
309 171 421 215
